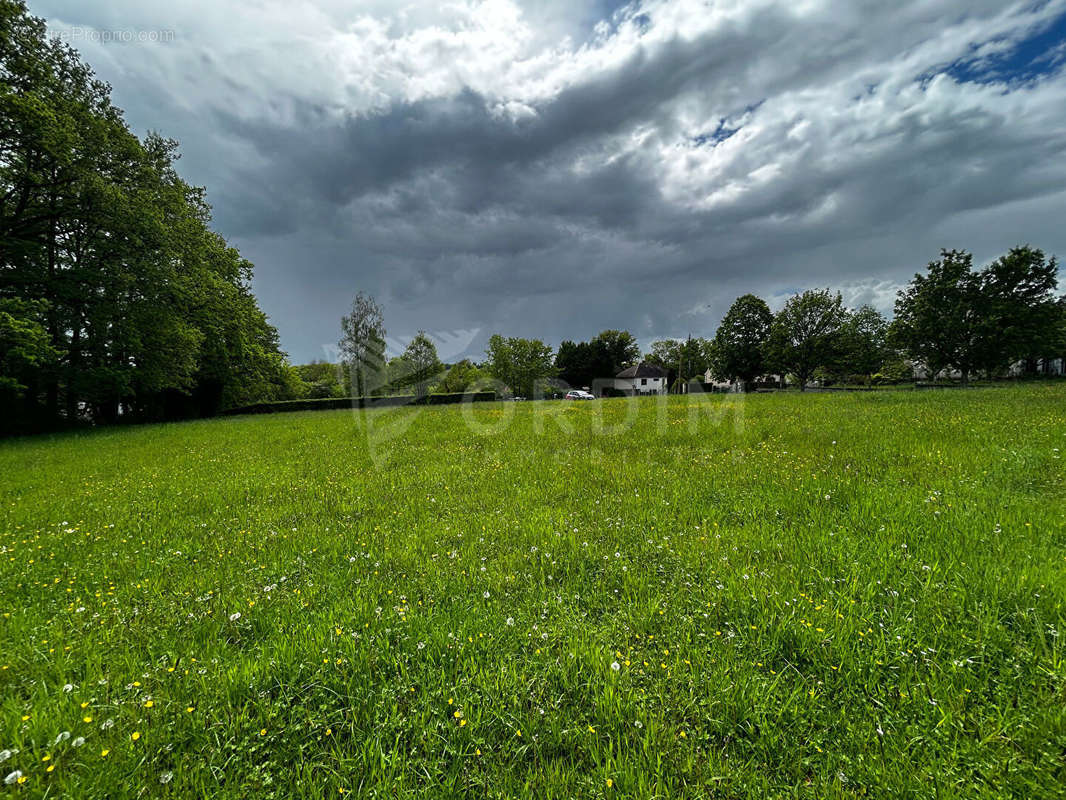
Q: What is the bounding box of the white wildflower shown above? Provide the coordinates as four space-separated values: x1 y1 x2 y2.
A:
4 771 22 785
228 612 241 622
610 661 620 671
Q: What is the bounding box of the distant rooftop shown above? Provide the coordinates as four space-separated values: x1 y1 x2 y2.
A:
616 362 668 379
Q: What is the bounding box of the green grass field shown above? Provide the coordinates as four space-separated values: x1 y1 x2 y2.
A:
2 387 1065 798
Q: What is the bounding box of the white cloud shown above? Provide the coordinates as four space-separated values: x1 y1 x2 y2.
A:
31 0 1066 359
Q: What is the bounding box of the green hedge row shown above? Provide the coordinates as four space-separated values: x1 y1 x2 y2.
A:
226 392 498 415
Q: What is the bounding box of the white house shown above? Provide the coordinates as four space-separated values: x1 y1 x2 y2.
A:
614 363 669 395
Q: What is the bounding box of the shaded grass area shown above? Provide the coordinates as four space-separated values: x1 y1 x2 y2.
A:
1 386 1065 798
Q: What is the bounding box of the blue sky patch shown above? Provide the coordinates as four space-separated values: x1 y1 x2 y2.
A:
943 10 1066 86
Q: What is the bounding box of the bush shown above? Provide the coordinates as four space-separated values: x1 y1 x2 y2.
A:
873 359 914 385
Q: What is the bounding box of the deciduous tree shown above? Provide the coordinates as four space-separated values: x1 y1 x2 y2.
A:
766 290 847 391
339 292 386 398
711 295 773 391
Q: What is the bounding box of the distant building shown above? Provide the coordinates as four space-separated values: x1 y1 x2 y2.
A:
614 363 668 395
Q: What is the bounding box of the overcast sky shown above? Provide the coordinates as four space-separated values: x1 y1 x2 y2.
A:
34 0 1066 362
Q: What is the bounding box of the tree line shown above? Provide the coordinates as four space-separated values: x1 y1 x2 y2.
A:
328 246 1064 398
0 0 295 433
707 246 1064 391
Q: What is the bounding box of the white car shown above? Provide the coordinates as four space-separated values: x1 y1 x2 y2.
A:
564 390 595 400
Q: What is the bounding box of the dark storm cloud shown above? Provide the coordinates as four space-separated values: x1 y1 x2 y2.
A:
32 0 1066 361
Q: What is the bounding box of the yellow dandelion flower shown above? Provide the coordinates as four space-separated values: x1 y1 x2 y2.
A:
144 700 154 708
131 731 140 741
83 716 92 723
186 707 194 713
606 778 614 788
101 748 110 757
260 729 266 736
46 764 55 773
587 725 596 733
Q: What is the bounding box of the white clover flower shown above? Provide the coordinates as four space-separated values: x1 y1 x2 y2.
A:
610 661 620 671
160 772 173 784
54 732 70 744
483 591 490 599
4 771 22 785
0 750 11 763
62 683 74 693
100 719 114 730
72 737 85 748
228 612 241 622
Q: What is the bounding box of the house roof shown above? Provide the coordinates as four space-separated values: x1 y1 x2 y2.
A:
616 362 668 379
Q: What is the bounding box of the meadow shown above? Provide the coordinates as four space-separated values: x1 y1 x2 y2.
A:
1 386 1064 798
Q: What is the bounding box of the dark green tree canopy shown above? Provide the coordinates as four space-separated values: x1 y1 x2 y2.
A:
890 247 1062 382
972 246 1061 375
712 294 773 390
828 305 891 380
766 289 847 391
890 250 981 382
0 0 294 432
554 329 638 388
486 334 555 397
